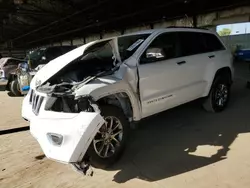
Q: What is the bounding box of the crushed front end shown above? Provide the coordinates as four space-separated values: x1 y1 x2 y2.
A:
22 84 105 174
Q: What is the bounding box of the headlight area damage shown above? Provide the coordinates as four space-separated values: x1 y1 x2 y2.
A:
31 83 105 175
36 82 100 113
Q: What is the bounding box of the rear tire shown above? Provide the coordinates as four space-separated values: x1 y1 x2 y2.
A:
10 79 22 96
87 105 129 169
203 76 231 112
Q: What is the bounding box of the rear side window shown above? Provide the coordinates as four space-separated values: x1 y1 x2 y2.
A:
178 32 207 57
202 33 225 52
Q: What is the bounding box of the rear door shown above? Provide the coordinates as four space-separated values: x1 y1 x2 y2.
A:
177 31 211 99
201 33 230 94
202 33 228 67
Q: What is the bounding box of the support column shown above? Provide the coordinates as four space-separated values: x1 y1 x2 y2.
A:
193 15 197 28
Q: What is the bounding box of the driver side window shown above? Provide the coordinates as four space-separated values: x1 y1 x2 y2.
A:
140 32 179 64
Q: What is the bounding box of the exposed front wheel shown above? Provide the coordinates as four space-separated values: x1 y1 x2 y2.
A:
87 105 129 169
10 79 22 96
203 76 231 112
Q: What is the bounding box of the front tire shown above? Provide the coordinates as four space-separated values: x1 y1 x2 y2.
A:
87 105 129 169
10 79 22 96
203 76 231 112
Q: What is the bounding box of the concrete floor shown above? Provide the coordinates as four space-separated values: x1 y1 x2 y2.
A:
1 62 250 188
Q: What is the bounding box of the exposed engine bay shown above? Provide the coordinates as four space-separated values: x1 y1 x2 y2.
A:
42 40 117 87
34 40 118 114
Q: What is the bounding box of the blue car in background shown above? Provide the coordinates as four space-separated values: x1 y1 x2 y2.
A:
235 48 250 62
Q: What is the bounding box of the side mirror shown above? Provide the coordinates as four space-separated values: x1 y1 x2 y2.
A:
146 47 165 60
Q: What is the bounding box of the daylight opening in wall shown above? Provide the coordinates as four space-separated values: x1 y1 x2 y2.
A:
216 22 250 36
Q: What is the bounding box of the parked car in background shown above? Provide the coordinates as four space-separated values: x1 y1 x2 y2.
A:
234 48 250 62
27 46 77 69
22 28 234 175
0 57 25 88
6 46 76 96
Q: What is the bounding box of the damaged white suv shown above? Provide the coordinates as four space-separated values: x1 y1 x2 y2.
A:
22 28 233 174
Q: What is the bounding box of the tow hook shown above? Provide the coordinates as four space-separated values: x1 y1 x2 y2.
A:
71 158 94 176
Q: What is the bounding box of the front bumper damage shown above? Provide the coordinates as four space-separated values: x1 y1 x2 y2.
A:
22 90 105 175
30 112 104 163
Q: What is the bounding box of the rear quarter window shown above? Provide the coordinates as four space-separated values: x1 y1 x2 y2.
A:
202 33 225 52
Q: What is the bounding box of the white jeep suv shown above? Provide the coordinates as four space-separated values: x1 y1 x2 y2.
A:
22 28 233 174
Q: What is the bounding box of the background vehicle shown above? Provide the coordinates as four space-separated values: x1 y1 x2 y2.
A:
234 48 250 62
27 46 76 69
22 28 234 174
7 46 76 96
0 57 25 88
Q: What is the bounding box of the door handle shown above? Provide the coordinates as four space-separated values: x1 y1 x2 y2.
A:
177 61 186 65
208 55 215 58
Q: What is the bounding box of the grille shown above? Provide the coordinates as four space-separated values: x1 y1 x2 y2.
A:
29 89 44 115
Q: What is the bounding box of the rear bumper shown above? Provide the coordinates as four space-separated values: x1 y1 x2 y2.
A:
22 93 105 163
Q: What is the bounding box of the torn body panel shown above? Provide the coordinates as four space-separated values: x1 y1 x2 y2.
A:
30 111 105 163
23 90 105 165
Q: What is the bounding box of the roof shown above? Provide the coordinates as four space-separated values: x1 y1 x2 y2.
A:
0 0 249 49
0 57 23 66
0 57 23 61
126 27 213 35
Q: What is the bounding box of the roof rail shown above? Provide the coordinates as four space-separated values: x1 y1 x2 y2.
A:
166 26 208 30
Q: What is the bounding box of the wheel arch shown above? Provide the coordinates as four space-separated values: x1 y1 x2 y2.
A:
213 67 233 85
204 66 233 97
97 92 136 122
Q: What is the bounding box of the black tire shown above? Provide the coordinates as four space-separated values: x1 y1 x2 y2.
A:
10 79 22 96
87 105 129 169
203 76 231 112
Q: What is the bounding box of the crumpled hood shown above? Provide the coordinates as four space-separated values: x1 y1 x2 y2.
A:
31 38 121 89
30 42 95 88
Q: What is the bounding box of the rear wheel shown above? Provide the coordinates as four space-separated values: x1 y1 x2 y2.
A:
10 79 22 96
203 76 231 112
87 105 129 169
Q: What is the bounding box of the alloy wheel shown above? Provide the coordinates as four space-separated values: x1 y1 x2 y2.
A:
214 84 229 107
93 116 123 158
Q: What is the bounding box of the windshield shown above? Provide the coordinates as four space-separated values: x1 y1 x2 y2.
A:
82 33 150 62
72 33 150 67
118 34 150 61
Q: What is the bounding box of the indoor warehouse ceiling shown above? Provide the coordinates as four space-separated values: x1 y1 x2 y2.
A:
0 0 249 49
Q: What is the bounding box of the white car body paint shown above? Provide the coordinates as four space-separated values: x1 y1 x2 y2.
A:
22 28 233 165
30 111 104 163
